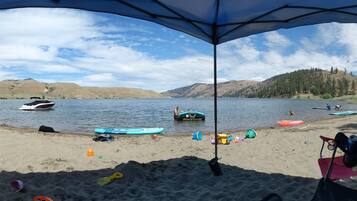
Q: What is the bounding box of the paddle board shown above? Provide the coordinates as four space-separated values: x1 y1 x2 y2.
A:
95 127 164 135
329 111 357 116
312 107 328 110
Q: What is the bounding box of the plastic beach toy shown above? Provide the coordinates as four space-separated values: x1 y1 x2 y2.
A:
151 134 159 141
33 195 53 201
97 172 124 186
192 131 202 141
87 148 94 157
245 129 257 139
10 180 24 192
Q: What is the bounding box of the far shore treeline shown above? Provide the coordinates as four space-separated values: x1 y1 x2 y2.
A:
163 68 357 99
250 68 356 98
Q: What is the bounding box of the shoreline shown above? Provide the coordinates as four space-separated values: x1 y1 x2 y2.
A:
0 113 346 136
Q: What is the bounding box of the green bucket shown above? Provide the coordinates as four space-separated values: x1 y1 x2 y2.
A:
245 129 256 139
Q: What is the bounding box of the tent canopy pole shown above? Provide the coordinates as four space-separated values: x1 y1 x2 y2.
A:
213 43 218 159
208 41 222 176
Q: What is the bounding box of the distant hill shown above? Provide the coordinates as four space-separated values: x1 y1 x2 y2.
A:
163 68 357 98
2 68 354 99
162 80 258 98
238 68 357 98
0 79 165 99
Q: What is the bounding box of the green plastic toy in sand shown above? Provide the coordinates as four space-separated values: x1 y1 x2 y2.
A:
97 172 124 186
245 129 256 139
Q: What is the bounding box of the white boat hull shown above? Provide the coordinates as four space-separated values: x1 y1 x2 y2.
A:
19 102 55 111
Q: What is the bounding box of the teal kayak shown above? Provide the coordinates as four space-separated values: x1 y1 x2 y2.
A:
329 111 357 116
95 127 164 135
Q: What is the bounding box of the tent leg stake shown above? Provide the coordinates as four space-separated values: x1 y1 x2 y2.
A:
209 43 222 176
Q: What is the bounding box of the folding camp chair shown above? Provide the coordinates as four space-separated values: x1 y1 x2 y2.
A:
262 133 357 201
317 135 357 180
311 133 357 201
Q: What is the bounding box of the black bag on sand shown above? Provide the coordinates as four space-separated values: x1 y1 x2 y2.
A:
39 125 56 133
93 135 113 142
335 132 357 167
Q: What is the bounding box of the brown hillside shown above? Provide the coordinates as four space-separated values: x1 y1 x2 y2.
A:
0 79 165 99
162 80 258 98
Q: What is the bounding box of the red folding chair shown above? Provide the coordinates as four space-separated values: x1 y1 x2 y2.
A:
318 135 357 180
262 133 357 201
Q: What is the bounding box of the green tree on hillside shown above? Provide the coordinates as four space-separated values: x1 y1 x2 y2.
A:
338 79 344 97
332 78 336 97
249 69 353 98
352 80 356 95
343 78 349 95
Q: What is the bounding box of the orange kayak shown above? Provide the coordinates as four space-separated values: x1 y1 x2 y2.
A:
278 120 304 127
33 196 53 201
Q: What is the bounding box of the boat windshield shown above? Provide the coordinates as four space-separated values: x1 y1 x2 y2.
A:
25 100 51 106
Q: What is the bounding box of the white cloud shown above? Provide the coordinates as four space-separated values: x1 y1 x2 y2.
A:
0 70 17 80
34 64 80 73
84 73 116 82
217 24 357 82
1 8 357 91
264 31 291 50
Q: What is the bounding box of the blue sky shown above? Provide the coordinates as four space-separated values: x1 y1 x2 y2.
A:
0 8 357 92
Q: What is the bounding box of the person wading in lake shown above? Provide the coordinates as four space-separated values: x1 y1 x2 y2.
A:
174 106 180 120
335 104 342 111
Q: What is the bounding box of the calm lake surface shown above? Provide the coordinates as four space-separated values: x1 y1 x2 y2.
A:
0 98 355 134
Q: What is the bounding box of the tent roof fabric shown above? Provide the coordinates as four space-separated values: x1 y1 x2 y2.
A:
0 0 357 44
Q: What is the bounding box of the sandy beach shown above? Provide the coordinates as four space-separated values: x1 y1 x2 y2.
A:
1 116 357 201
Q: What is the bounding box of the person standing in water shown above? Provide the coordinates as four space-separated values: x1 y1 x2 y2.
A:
326 104 331 111
174 106 180 120
335 104 342 111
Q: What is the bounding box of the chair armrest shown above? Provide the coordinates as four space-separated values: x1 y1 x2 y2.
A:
319 136 335 158
320 136 334 142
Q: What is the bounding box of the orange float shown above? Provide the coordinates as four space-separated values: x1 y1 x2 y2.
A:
278 120 304 127
33 196 53 201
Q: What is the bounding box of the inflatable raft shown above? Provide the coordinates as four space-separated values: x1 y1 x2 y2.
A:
95 128 164 135
278 120 304 127
174 111 205 121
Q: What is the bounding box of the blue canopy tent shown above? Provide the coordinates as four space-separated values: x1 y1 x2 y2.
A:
2 0 357 176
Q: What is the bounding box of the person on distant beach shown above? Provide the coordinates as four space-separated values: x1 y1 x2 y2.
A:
335 104 342 111
289 110 295 116
326 104 331 111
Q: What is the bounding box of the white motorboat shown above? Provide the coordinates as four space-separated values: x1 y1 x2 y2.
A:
19 100 55 111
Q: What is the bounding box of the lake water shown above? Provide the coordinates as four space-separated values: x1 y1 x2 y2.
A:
0 98 355 135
